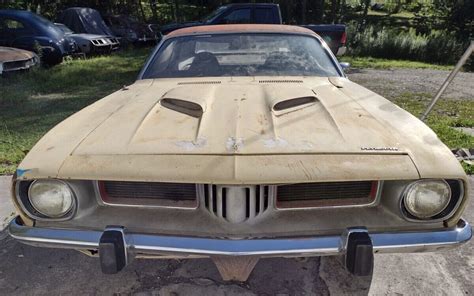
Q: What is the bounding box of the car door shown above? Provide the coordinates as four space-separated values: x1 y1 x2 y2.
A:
254 7 280 24
0 17 34 49
0 17 15 46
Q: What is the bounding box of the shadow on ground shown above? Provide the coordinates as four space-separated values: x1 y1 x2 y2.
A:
0 237 372 295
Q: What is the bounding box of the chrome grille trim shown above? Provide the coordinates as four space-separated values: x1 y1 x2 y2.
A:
200 185 274 224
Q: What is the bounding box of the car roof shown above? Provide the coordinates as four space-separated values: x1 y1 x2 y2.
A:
167 24 316 38
0 9 35 17
225 3 278 7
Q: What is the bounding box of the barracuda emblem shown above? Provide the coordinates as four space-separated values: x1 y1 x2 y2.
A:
361 147 399 151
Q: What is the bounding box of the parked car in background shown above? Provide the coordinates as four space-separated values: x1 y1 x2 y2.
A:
0 10 77 65
103 15 161 44
54 23 119 55
57 7 114 37
9 25 471 282
160 3 281 35
0 46 38 74
159 3 347 55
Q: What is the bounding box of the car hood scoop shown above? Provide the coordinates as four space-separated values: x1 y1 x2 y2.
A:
71 78 406 156
161 98 204 118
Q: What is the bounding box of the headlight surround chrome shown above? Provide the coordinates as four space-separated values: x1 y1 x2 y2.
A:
27 180 75 218
401 179 453 220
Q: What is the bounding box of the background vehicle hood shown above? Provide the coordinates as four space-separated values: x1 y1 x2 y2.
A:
0 46 36 62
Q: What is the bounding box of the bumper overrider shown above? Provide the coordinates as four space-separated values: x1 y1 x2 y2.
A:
9 217 472 278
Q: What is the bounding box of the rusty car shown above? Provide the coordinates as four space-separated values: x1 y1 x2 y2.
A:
0 46 38 74
8 25 471 281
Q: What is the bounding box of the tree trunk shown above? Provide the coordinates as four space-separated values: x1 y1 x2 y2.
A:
301 0 307 24
138 0 146 21
331 0 337 24
358 0 371 32
149 0 158 23
173 0 179 23
313 0 324 23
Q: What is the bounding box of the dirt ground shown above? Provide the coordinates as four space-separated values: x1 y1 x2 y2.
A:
348 68 474 100
0 68 473 295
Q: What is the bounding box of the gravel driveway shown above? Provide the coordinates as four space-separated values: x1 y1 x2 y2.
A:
348 68 474 100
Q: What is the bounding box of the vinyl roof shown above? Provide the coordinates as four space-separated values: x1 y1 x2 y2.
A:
167 24 316 38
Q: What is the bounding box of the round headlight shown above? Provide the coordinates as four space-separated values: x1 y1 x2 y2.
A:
28 180 74 218
403 180 451 219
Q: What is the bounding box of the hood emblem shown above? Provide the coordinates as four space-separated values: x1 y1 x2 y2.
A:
361 147 399 151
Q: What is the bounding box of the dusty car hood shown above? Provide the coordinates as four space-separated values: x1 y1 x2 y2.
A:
0 46 36 62
72 78 404 155
18 77 465 181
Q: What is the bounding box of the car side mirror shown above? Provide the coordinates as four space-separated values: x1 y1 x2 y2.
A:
340 62 350 70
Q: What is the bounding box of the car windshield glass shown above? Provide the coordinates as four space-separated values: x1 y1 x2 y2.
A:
55 23 73 34
33 14 64 36
202 6 227 23
142 33 341 79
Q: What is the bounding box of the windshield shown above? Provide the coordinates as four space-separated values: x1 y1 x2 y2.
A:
55 23 73 34
202 6 227 23
142 33 341 79
34 14 64 36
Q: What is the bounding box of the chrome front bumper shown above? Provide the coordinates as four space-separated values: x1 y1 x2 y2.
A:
8 217 471 257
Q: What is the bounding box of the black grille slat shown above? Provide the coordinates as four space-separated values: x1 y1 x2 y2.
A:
212 185 217 213
102 181 196 201
277 182 373 201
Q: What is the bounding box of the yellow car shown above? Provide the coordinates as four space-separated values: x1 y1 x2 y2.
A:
9 25 471 281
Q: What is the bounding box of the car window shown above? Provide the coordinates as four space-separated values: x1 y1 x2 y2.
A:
255 8 275 24
143 33 341 78
221 9 251 24
55 23 73 34
4 19 25 29
202 6 228 23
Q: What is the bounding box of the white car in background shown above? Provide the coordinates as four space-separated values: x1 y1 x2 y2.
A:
55 23 119 55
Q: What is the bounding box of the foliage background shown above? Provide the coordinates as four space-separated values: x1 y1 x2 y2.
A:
0 0 472 69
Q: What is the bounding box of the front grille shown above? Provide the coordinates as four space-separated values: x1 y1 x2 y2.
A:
203 185 271 223
276 181 378 208
99 181 197 208
3 58 35 71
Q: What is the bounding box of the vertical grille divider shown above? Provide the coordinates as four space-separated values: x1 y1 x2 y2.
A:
217 187 224 218
202 185 273 223
249 186 256 218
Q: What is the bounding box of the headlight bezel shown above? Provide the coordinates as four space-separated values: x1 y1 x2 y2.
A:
16 179 77 221
400 179 464 222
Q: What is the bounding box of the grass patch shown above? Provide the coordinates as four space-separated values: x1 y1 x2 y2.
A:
0 48 150 174
393 93 474 174
340 56 453 70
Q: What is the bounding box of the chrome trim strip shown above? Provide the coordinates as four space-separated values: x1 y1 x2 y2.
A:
9 217 471 257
